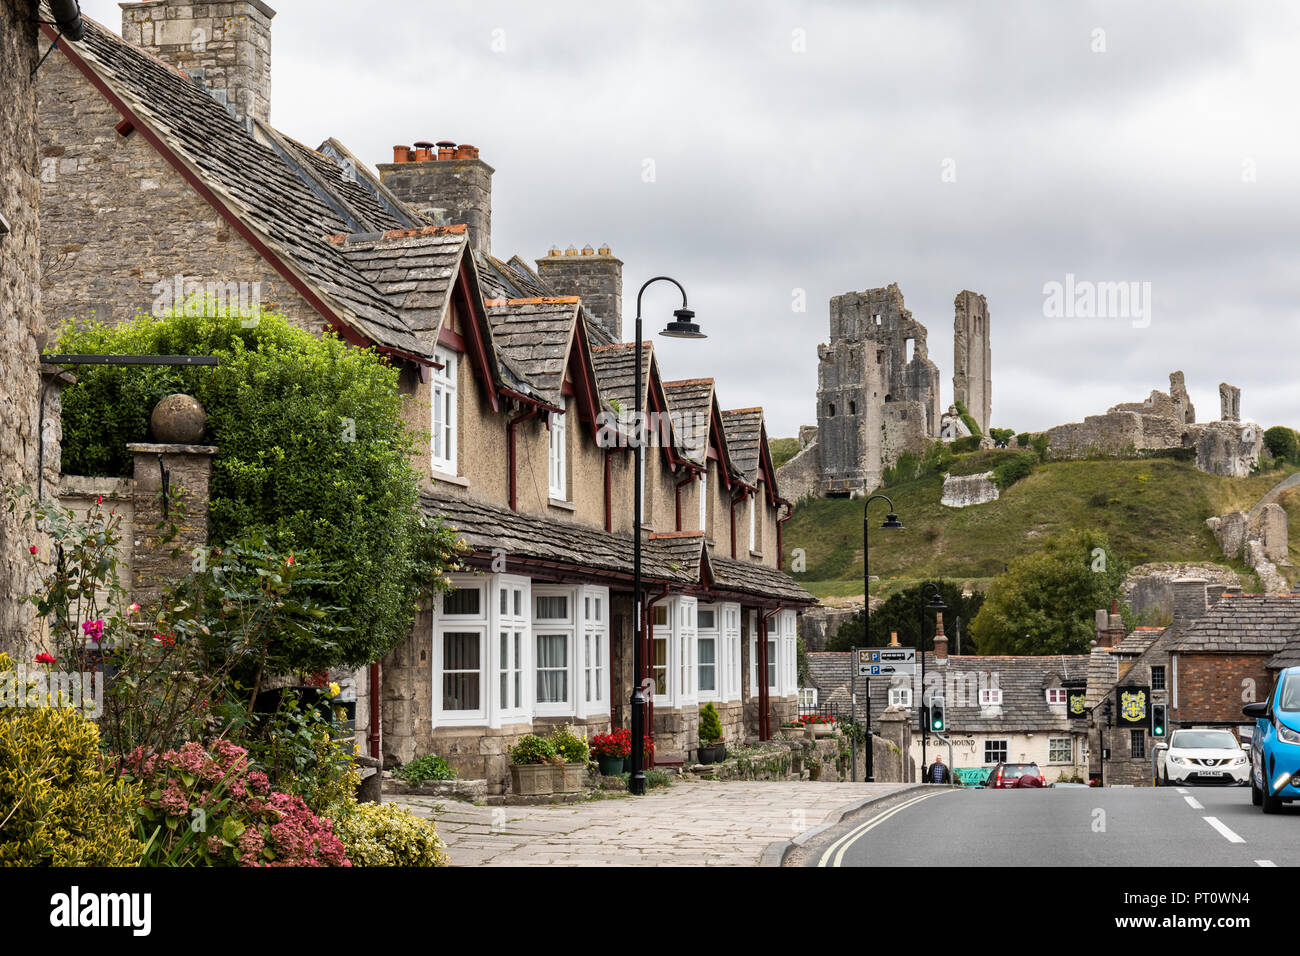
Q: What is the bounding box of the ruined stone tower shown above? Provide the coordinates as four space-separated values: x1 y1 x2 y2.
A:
953 290 991 435
814 284 941 496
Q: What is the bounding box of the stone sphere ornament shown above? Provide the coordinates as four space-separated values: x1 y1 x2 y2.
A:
150 393 207 444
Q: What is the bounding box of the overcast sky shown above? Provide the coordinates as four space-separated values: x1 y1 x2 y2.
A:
82 0 1300 438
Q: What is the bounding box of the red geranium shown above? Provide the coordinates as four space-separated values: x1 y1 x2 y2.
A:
35 652 56 665
591 727 632 758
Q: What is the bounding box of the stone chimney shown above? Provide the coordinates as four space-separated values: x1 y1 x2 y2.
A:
1206 583 1228 606
121 1 275 128
1094 600 1126 648
379 142 494 254
933 613 948 662
537 244 624 340
1171 578 1210 625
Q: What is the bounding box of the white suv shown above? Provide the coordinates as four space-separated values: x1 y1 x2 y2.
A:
1155 728 1249 786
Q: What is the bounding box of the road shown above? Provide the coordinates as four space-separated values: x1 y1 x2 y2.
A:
792 783 1298 866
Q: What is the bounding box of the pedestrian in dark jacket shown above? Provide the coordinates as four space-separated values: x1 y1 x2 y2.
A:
925 753 952 784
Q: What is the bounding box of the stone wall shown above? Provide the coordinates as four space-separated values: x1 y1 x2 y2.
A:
0 0 43 658
940 471 999 508
1172 652 1272 727
799 605 860 652
379 152 493 254
127 443 216 608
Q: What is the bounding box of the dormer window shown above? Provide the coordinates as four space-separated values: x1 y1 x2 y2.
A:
431 347 458 475
889 687 912 708
979 688 1003 707
1046 688 1067 705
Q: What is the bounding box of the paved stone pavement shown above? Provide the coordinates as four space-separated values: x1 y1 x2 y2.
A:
390 778 918 866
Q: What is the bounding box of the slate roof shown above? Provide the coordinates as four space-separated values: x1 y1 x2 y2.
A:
475 251 617 348
662 379 714 466
265 127 407 234
63 15 428 357
808 651 1090 733
591 342 653 412
1174 595 1300 656
484 299 580 408
721 408 766 486
422 491 814 605
331 226 468 342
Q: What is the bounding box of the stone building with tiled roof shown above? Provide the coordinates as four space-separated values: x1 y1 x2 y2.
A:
807 635 1090 785
33 0 814 791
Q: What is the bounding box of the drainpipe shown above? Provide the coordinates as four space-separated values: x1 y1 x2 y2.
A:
368 661 381 761
604 449 613 533
507 405 541 511
776 498 793 571
642 586 671 767
49 0 86 41
730 488 748 559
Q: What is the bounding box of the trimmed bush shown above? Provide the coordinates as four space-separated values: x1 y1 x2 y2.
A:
549 725 590 763
334 802 449 867
509 734 557 765
699 702 724 744
0 654 144 866
55 310 465 671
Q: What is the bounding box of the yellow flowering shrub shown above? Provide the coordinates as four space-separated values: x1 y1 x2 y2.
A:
0 654 144 866
334 802 449 867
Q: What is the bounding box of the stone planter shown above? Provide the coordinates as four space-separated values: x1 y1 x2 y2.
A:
812 722 837 739
510 763 556 796
557 762 588 793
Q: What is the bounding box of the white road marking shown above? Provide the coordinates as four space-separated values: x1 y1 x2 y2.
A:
1203 816 1246 844
1183 795 1204 810
817 790 950 868
1176 787 1188 794
1256 860 1277 867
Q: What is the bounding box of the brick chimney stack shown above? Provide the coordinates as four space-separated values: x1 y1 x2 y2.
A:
537 244 624 340
1094 600 1126 648
379 142 494 254
1171 578 1210 625
121 1 275 128
889 631 899 647
933 613 948 662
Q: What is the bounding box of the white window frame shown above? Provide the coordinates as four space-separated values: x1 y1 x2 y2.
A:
1045 688 1067 706
678 596 698 706
719 603 741 702
780 609 797 696
651 602 670 701
979 688 1003 707
431 347 458 476
984 738 1009 765
889 686 913 708
533 586 576 717
697 602 720 701
433 578 487 726
493 575 530 726
578 585 609 719
748 612 758 699
698 469 708 532
548 410 567 501
748 491 757 554
1048 736 1073 764
798 687 818 708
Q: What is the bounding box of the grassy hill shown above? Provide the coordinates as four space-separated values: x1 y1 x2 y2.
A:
782 455 1300 600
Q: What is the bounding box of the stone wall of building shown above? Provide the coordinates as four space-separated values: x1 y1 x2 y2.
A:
536 246 623 341
1172 652 1272 727
379 149 493 254
0 0 43 657
940 471 999 508
952 290 991 435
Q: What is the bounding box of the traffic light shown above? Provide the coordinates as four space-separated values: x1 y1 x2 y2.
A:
930 695 946 732
1152 703 1166 737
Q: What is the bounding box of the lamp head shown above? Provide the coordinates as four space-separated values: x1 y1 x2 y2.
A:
660 308 705 339
881 513 903 530
926 589 947 613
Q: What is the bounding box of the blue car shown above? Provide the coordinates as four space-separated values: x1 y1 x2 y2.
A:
1244 666 1300 814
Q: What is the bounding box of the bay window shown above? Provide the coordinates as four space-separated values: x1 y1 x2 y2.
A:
579 586 609 717
534 589 573 714
697 604 718 699
721 603 742 701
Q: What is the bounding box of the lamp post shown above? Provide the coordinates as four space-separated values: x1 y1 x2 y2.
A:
1100 697 1113 788
919 582 947 776
862 494 902 782
630 276 704 797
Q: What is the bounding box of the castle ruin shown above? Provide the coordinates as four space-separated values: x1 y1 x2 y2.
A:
778 283 990 499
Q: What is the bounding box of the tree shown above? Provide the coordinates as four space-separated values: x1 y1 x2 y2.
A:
1264 426 1299 465
828 580 984 652
969 529 1127 655
56 309 463 672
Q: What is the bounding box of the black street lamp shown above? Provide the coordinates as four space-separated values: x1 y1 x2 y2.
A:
1099 697 1114 788
862 494 902 782
630 276 703 797
919 582 947 775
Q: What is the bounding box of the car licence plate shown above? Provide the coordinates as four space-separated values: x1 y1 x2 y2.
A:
1200 770 1224 777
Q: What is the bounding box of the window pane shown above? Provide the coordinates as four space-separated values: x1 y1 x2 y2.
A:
698 609 716 630
653 637 667 695
500 589 508 615
444 587 480 616
653 605 668 627
536 595 569 621
442 632 480 711
514 590 522 617
537 634 568 703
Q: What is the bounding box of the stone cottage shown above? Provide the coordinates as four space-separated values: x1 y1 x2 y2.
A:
32 1 815 792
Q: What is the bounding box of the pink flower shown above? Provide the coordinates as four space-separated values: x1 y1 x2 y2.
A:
28 545 37 555
129 602 141 614
82 619 105 643
35 652 56 665
95 495 103 505
154 631 175 649
286 555 295 566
